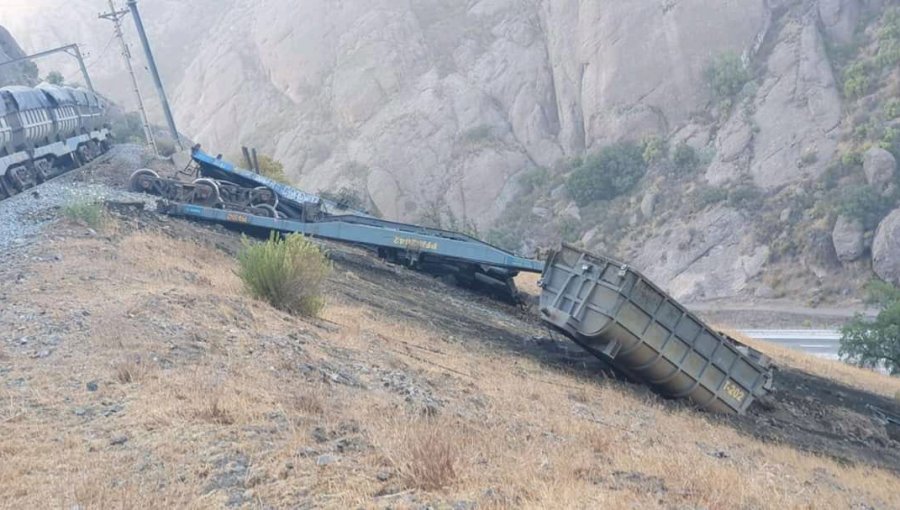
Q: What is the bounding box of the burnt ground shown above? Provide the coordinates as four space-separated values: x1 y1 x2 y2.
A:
52 148 900 474
97 196 900 475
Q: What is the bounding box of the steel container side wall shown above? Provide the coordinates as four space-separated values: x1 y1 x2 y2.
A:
0 117 11 148
540 245 769 414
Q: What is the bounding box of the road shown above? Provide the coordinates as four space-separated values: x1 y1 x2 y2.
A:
740 329 842 360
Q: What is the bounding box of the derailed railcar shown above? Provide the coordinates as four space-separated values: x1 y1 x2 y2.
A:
539 244 774 414
0 83 111 198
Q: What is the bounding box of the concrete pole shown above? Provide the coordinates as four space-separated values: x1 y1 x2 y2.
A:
126 0 182 151
70 45 95 92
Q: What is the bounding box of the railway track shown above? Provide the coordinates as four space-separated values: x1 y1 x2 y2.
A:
0 143 112 204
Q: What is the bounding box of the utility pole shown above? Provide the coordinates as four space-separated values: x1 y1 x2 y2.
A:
126 0 182 151
99 0 157 155
0 44 94 91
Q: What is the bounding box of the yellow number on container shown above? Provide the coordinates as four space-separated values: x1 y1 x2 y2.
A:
723 381 746 402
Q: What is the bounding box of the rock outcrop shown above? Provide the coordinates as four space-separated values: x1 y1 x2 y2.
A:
0 25 36 87
873 209 900 284
707 13 843 188
863 148 897 194
832 215 865 263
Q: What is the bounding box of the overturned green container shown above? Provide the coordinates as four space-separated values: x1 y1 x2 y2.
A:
539 244 773 414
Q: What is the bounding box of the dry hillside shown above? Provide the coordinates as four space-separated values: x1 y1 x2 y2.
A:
1 149 899 508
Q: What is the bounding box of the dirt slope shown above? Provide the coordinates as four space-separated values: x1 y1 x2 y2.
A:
1 151 899 508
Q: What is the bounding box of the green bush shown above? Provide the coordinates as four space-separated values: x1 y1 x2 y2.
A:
726 184 763 210
519 167 550 193
45 71 64 85
838 184 893 230
841 150 864 168
704 52 750 100
843 61 871 99
822 162 850 190
109 111 146 144
694 186 728 209
881 126 900 159
236 233 332 317
155 138 177 157
876 39 900 68
875 7 900 67
863 279 900 306
257 155 289 184
230 152 290 183
885 98 900 120
566 142 647 206
880 6 900 42
799 149 819 167
840 281 900 375
672 143 700 173
641 136 668 164
62 198 105 229
461 125 496 145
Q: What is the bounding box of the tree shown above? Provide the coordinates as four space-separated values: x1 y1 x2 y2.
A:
566 142 647 206
45 71 64 85
840 281 900 375
229 152 290 184
256 154 289 184
704 52 750 100
672 143 700 173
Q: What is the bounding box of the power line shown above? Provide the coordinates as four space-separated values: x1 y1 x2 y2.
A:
100 0 157 155
0 43 95 91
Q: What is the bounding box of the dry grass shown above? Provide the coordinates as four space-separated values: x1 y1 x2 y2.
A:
1 223 898 509
514 271 542 298
722 328 900 399
377 417 466 491
113 355 148 384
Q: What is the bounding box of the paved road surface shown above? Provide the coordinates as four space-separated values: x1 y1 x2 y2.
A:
740 329 842 360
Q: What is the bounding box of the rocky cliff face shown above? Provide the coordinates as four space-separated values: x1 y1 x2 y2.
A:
0 25 37 87
3 0 898 302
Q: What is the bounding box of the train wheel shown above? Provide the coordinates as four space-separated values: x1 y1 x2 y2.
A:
251 204 280 219
7 165 37 191
0 176 11 199
78 144 94 163
129 168 160 193
250 186 278 207
34 159 55 182
190 178 222 207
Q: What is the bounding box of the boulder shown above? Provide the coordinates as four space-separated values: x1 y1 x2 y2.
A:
873 209 900 284
863 148 897 194
831 215 864 263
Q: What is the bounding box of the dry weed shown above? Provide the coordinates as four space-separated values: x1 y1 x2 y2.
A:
195 393 236 425
113 355 148 384
290 392 325 416
379 417 467 491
